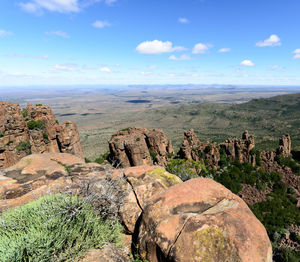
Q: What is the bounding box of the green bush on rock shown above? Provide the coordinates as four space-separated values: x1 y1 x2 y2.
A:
27 120 46 130
0 194 123 262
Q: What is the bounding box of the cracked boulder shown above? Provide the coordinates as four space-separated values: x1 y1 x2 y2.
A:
117 165 182 234
138 178 272 262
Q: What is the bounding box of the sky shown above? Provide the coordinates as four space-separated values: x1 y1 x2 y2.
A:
0 0 300 86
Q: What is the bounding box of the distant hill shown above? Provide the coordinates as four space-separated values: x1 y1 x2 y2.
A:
75 92 300 159
107 92 300 154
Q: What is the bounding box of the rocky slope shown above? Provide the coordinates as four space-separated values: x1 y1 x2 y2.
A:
0 102 83 169
0 153 272 262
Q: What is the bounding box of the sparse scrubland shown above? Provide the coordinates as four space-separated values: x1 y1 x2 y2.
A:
0 194 123 262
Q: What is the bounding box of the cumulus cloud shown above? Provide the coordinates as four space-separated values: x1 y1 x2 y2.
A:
136 40 186 54
218 48 231 53
168 54 190 60
0 30 13 37
256 34 281 47
92 20 111 28
293 49 300 59
192 43 212 54
178 17 189 24
18 0 116 14
46 31 70 38
100 67 112 73
240 60 255 67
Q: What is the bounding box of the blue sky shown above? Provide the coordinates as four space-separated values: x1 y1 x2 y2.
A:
0 0 299 86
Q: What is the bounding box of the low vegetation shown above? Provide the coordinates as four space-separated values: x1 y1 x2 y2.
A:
27 120 46 130
0 194 123 262
16 140 31 155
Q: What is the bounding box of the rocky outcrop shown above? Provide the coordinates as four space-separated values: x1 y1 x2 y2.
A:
276 134 291 157
108 127 173 168
178 129 220 169
0 102 83 169
137 178 272 262
178 129 255 169
0 154 272 261
220 130 255 165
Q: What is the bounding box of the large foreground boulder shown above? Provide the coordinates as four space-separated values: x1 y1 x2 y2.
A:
0 102 84 169
138 178 272 262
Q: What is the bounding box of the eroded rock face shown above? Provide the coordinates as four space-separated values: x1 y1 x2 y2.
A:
0 102 84 169
276 134 291 157
109 127 173 168
220 130 255 165
138 178 272 262
178 130 255 169
178 129 220 169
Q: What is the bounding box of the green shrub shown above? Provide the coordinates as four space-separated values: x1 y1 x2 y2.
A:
16 141 31 155
166 158 207 182
136 137 141 142
0 131 5 138
35 104 42 106
27 120 46 130
85 157 91 163
6 141 13 146
21 108 28 118
276 156 300 175
0 194 123 262
56 120 59 124
149 148 157 162
43 133 49 141
94 151 110 164
273 247 300 262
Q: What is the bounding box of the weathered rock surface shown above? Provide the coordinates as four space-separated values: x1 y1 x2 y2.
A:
178 129 255 169
79 244 130 262
138 178 272 262
0 102 83 169
118 165 182 234
109 127 173 168
0 153 85 211
276 134 291 157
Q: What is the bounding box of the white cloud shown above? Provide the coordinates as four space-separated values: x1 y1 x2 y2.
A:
218 48 231 53
0 30 13 37
270 65 285 71
19 0 80 14
192 43 212 54
256 34 281 47
92 20 111 28
240 60 255 67
293 49 300 59
169 54 190 61
136 40 186 54
18 0 116 14
5 53 26 58
52 64 76 71
149 65 156 69
46 31 70 38
178 17 189 24
100 67 112 73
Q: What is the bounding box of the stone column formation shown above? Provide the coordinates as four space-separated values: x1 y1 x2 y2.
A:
0 102 84 169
